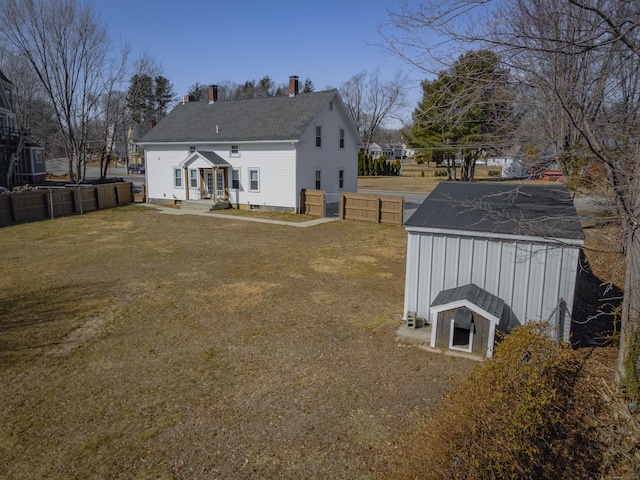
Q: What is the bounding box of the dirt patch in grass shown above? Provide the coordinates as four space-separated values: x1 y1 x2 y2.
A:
0 206 475 479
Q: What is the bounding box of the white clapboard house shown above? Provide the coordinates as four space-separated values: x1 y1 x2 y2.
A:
138 77 362 212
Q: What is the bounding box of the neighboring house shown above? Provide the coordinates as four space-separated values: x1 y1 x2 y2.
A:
368 143 383 159
127 125 144 165
402 144 415 159
403 182 584 358
369 143 404 159
0 70 45 188
138 77 362 212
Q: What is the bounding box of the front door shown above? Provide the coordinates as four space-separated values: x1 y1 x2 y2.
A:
216 172 224 199
205 171 214 199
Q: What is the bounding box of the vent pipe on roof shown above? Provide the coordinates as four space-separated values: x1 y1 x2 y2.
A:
289 75 299 97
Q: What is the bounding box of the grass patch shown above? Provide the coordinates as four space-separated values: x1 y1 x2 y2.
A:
0 205 475 479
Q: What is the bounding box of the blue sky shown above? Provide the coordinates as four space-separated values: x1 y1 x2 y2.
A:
91 0 427 127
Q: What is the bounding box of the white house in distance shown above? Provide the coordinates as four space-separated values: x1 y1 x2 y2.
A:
138 76 362 212
403 182 584 358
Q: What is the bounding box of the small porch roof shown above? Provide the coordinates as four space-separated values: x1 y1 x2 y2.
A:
430 283 504 325
179 150 231 168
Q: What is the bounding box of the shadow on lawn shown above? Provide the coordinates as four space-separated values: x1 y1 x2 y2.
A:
0 281 113 365
571 249 623 348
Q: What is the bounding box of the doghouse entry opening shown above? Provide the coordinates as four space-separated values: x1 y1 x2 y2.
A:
450 308 475 352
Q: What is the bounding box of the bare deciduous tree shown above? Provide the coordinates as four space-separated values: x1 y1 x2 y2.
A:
0 0 112 182
383 0 640 394
339 69 408 153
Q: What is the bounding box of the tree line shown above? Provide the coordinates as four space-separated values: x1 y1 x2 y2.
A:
186 76 314 101
381 0 640 404
0 0 411 187
357 151 401 177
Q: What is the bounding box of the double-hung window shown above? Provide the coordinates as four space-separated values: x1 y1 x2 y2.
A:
315 170 321 189
339 129 345 149
230 145 240 157
339 169 344 189
174 168 183 188
189 169 198 188
249 169 259 192
315 125 322 147
232 169 240 189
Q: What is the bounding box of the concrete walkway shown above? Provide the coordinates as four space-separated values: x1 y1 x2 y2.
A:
141 203 339 227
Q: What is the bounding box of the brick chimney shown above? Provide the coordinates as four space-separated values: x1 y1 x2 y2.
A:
183 94 195 103
289 75 299 97
208 85 218 104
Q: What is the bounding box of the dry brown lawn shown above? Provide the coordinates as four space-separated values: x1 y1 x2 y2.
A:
0 205 476 479
357 163 565 196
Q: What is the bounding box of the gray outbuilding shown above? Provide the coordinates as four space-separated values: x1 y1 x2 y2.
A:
403 182 584 358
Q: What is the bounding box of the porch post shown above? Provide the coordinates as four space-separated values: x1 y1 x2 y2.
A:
213 167 218 200
184 166 189 200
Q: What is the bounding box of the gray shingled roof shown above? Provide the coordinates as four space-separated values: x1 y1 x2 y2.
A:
139 90 337 144
197 151 230 166
431 283 505 320
405 182 584 241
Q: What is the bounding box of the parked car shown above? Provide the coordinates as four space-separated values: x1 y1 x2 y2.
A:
128 163 145 174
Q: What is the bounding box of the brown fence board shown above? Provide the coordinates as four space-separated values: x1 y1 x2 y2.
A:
0 182 133 228
96 184 118 209
340 192 403 225
116 183 133 205
51 189 75 217
12 192 48 223
0 195 14 226
301 189 325 216
75 187 99 213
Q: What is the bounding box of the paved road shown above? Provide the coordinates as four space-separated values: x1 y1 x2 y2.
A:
47 158 145 187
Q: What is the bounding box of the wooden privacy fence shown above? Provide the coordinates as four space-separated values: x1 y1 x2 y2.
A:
0 182 133 227
300 188 325 216
339 192 404 225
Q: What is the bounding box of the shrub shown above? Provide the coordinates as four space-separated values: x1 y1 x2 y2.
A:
394 324 603 479
488 169 501 177
434 170 448 177
420 171 425 177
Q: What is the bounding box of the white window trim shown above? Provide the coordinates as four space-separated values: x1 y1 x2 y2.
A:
449 318 474 353
230 145 240 157
315 169 321 190
231 168 241 189
248 168 260 192
173 167 183 188
338 168 344 189
339 128 345 149
189 169 198 188
315 125 322 148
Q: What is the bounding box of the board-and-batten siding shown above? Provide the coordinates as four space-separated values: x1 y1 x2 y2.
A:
403 231 580 342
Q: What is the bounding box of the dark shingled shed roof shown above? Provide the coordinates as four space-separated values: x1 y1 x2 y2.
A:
139 90 338 144
405 182 584 241
431 283 505 320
